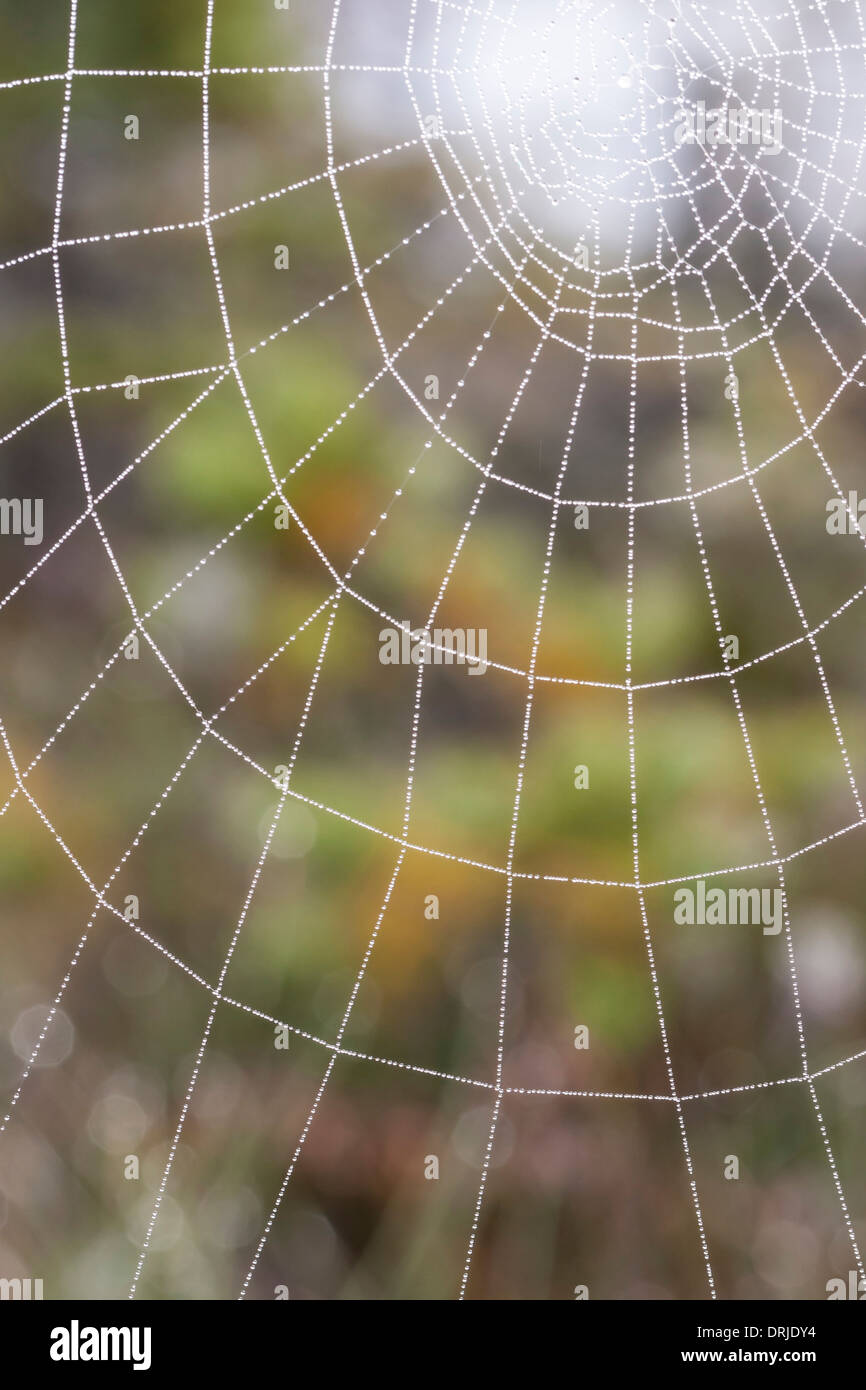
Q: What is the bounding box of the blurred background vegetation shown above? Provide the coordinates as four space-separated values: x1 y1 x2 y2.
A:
0 0 865 1300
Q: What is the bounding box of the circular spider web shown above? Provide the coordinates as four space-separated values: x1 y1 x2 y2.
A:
1 0 866 1300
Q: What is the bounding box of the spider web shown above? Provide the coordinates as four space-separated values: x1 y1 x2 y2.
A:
1 0 866 1300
